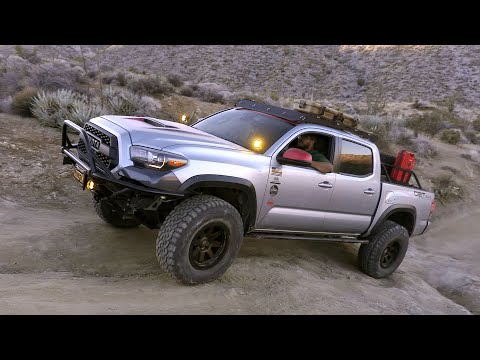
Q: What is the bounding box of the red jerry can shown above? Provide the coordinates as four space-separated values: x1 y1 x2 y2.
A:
390 150 416 184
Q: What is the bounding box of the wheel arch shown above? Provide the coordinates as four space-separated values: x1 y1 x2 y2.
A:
363 205 416 237
178 175 257 234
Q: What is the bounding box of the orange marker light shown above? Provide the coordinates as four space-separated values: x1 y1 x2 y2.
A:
168 159 187 167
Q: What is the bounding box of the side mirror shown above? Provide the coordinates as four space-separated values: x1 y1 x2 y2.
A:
277 148 312 167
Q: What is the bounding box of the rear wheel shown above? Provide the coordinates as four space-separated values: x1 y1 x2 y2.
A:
358 220 409 278
93 197 141 228
156 194 244 285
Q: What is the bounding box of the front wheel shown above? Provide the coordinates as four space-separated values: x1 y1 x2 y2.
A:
358 220 409 278
156 195 244 285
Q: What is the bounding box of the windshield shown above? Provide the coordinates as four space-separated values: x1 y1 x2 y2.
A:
192 108 294 153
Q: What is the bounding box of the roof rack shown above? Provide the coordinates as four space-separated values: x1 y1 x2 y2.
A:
235 99 378 143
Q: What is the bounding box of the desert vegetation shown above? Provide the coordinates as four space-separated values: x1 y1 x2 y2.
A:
0 45 479 207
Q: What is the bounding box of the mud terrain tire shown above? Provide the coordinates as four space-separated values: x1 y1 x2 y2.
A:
156 194 244 285
358 220 409 278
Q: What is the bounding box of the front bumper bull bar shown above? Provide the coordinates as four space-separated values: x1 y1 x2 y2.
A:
61 120 185 198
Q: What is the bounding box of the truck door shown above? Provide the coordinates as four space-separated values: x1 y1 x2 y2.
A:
256 131 336 233
321 138 381 234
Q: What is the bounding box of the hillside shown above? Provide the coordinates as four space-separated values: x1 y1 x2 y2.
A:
94 45 480 113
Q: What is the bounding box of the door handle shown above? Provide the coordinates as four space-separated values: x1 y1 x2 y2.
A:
318 182 333 189
364 189 376 195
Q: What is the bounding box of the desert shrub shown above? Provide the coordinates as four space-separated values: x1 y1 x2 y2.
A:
440 129 461 145
125 73 174 96
179 85 194 97
412 138 438 158
167 74 184 88
29 59 86 92
270 91 279 101
233 92 266 104
101 86 160 116
411 99 422 109
440 92 463 113
461 153 473 161
10 87 39 117
431 174 464 205
31 86 163 127
357 78 365 87
359 116 395 153
15 45 41 64
464 131 479 144
116 72 127 87
410 99 434 110
31 89 87 127
0 96 12 113
101 72 116 85
405 111 449 137
83 70 96 80
0 72 23 96
472 118 480 131
69 100 107 125
4 54 31 73
365 81 388 115
196 88 225 104
440 165 457 173
396 132 414 146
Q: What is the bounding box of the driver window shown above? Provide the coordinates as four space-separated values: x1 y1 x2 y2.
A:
282 132 333 162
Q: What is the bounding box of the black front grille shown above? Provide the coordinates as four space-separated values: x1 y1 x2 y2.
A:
84 123 111 146
96 152 111 168
78 138 87 154
77 123 118 170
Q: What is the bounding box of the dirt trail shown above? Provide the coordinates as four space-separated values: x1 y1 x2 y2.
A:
0 196 477 314
0 113 478 314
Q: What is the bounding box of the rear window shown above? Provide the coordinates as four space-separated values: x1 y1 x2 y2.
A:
339 139 373 176
192 108 294 153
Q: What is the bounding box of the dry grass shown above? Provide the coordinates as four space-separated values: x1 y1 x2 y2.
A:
431 174 464 205
10 87 39 117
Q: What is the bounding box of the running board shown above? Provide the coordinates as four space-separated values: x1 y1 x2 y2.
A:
247 232 369 244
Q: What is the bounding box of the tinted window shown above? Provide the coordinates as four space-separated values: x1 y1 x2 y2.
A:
339 139 373 176
192 109 294 153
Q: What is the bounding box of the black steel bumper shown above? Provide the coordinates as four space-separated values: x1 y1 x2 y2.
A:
61 120 185 198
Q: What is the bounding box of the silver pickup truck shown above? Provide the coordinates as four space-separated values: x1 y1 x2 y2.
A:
61 99 436 285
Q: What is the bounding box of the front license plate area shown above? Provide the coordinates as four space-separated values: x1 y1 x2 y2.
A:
73 166 86 185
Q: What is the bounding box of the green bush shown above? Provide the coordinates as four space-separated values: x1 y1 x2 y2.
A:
270 91 279 101
11 87 39 117
472 118 480 131
405 111 448 137
440 129 461 145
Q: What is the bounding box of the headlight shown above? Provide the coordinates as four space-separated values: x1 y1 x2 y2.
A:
130 146 188 170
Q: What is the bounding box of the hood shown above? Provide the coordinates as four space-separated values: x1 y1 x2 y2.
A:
99 115 246 152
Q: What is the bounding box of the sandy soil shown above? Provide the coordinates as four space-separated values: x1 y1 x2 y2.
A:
0 113 478 314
